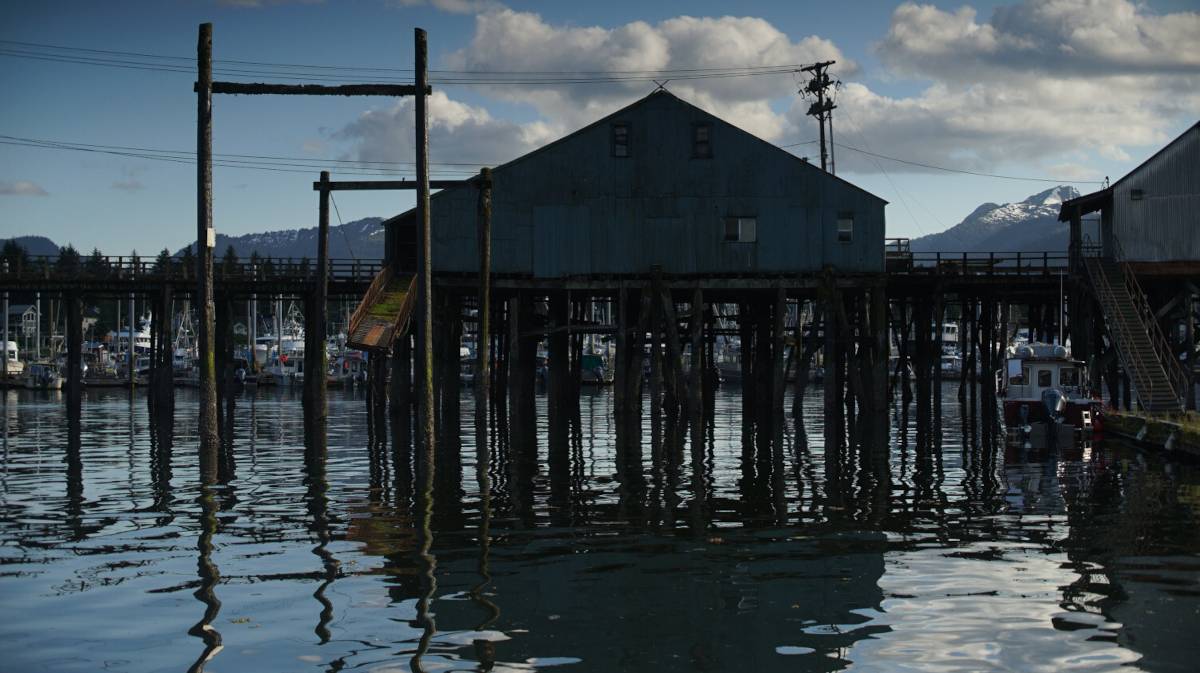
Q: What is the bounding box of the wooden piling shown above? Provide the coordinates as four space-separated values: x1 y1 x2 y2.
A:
66 291 83 411
548 292 570 440
475 167 492 434
933 288 944 443
689 287 705 423
770 286 786 421
413 27 435 461
303 171 331 437
196 22 219 454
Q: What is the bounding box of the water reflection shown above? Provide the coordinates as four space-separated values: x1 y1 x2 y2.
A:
0 386 1197 672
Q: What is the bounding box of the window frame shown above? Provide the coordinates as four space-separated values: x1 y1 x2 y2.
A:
691 122 713 159
611 122 631 158
837 211 854 243
1037 369 1052 387
723 216 757 243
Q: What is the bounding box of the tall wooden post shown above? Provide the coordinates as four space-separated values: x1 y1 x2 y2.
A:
690 287 705 422
305 171 331 436
933 289 944 442
475 167 492 433
1 290 7 390
771 286 786 420
128 293 136 388
66 291 83 414
414 27 435 459
196 23 219 462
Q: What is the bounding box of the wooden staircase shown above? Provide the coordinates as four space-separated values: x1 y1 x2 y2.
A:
1083 256 1186 412
346 266 416 353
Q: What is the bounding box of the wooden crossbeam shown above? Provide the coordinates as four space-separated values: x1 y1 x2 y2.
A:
311 179 485 191
200 82 430 97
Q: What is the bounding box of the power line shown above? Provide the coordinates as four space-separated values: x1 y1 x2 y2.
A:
0 41 811 85
0 38 812 76
833 142 1106 184
0 134 493 169
0 136 485 176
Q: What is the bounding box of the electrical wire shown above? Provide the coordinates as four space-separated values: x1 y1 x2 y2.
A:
0 135 488 176
833 142 1106 185
0 41 810 85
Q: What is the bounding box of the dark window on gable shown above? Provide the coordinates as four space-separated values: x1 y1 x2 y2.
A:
612 123 630 158
693 123 712 158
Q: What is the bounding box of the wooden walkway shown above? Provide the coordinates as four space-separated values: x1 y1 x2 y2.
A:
0 254 383 297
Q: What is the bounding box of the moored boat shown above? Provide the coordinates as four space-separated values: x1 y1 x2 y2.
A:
1000 343 1103 444
24 362 64 390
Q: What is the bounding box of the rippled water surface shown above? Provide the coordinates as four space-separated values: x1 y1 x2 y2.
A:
1 385 1198 672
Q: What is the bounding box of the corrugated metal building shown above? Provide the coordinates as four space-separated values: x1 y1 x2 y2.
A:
1062 121 1200 264
385 90 886 278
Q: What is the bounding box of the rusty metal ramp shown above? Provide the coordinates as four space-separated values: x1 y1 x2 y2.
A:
346 267 416 353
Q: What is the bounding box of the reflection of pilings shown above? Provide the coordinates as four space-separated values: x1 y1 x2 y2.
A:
411 406 437 672
469 411 500 635
548 292 571 512
506 293 537 518
65 389 85 541
434 294 462 522
187 484 223 673
304 429 338 644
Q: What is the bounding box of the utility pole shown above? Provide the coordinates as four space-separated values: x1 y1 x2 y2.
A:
197 22 219 468
800 60 837 174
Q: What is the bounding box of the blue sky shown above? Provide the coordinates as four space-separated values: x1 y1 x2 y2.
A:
1 0 1197 255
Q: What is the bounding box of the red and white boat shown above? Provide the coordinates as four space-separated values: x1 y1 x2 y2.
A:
1000 343 1103 441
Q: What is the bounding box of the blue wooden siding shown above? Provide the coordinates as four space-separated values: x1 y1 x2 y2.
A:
403 90 886 277
1112 123 1199 263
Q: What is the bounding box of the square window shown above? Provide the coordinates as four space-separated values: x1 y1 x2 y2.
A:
837 211 854 242
693 124 712 158
612 123 630 158
738 217 756 242
1037 370 1052 387
724 218 739 241
724 217 756 242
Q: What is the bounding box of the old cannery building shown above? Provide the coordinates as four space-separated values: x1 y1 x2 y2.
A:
1062 121 1199 412
352 89 891 452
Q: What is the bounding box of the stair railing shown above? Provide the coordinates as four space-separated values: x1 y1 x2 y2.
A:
347 265 393 343
1081 245 1158 407
1112 236 1187 409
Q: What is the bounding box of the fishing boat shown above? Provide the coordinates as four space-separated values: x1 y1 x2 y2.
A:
24 362 63 390
1000 343 1103 445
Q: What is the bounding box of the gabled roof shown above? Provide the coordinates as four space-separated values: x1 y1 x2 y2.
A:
386 88 885 226
1059 120 1200 221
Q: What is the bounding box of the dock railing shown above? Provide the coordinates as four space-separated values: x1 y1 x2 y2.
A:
0 254 382 284
906 250 1068 276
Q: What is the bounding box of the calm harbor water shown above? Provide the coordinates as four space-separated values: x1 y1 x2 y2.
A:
1 385 1198 672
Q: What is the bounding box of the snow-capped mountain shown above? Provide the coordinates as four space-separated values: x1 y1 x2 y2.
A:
178 217 385 260
910 186 1080 253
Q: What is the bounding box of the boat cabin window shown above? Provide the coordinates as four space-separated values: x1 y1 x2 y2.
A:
1006 359 1024 384
1037 369 1052 387
1060 368 1078 386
